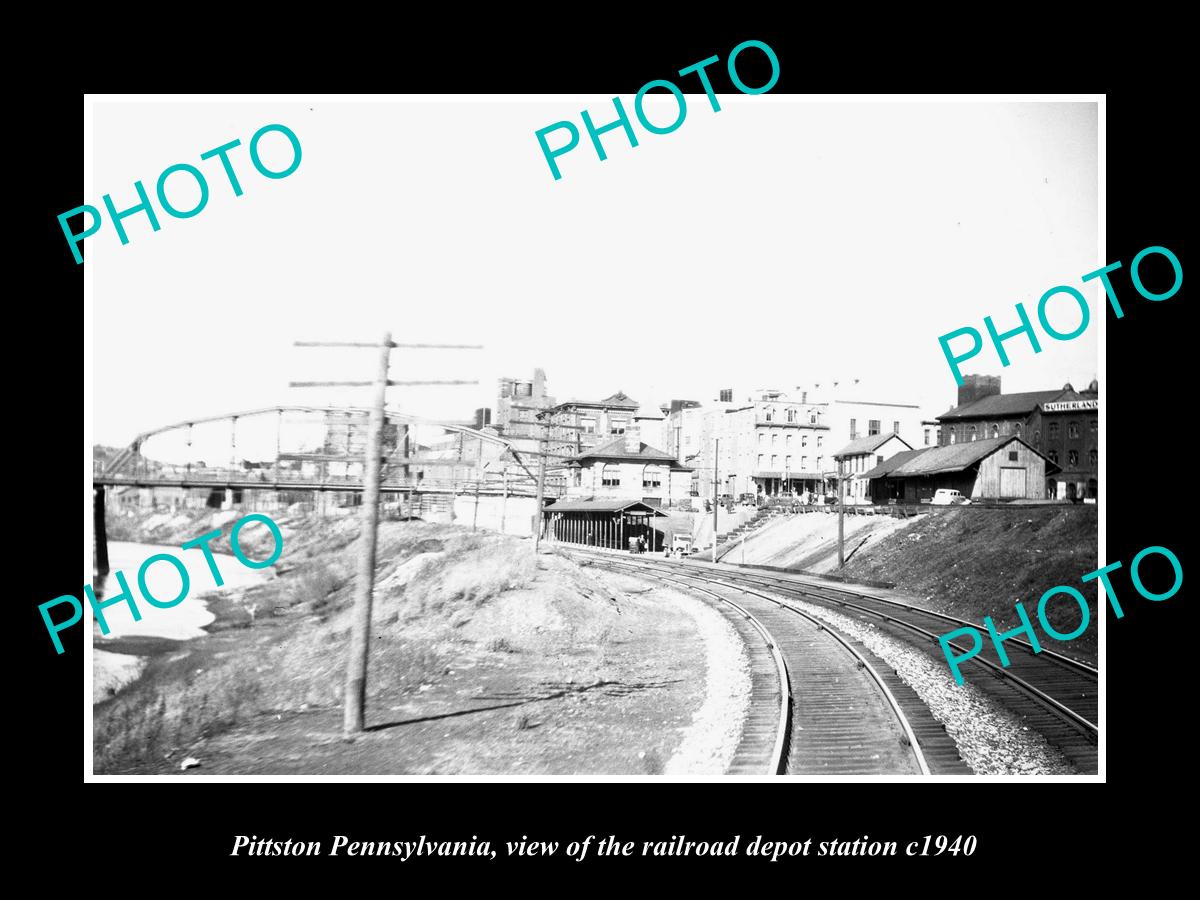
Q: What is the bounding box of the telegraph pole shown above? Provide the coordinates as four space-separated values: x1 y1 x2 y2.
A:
533 434 548 552
344 331 391 735
291 336 480 736
837 457 845 569
712 437 719 563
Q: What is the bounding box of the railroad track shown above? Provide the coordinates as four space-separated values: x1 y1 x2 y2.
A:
566 550 943 776
573 549 1099 774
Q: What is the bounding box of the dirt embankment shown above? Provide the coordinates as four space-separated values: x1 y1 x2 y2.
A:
842 506 1099 662
725 510 918 572
94 507 729 775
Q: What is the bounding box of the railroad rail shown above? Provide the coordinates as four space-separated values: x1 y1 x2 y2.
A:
567 550 940 776
573 549 1099 774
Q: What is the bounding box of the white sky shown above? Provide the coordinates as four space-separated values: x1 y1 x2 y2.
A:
90 98 1098 460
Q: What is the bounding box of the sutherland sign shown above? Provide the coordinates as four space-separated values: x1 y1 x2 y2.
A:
1042 400 1099 412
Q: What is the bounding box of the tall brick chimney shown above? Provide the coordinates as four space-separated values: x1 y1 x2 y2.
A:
624 423 641 454
957 374 1001 407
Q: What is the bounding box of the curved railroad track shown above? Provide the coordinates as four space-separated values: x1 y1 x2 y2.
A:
572 549 1099 774
567 550 940 776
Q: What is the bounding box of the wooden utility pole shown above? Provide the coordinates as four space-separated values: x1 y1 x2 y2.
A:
533 438 548 552
837 457 845 569
290 336 481 737
500 465 509 534
712 437 719 563
344 331 391 735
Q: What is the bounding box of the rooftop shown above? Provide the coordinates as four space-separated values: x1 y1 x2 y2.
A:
543 499 668 515
938 389 1073 421
861 436 1060 478
574 437 691 469
833 433 912 459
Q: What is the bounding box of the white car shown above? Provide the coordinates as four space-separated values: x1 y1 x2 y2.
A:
931 488 971 506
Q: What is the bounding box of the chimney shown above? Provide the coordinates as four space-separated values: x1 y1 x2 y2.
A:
624 422 641 454
957 374 1001 407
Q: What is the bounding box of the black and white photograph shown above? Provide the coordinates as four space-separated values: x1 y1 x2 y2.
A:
82 92 1103 780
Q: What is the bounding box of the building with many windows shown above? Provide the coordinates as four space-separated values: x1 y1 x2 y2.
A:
936 374 1098 500
544 391 640 458
687 388 831 500
562 426 693 507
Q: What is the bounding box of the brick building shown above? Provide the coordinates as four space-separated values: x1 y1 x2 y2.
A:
936 374 1098 500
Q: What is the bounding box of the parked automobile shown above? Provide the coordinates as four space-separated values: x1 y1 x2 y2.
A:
671 534 694 557
931 488 971 506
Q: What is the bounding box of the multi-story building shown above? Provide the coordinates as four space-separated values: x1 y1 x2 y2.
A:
691 389 831 500
793 379 924 487
544 391 640 457
494 369 555 439
562 425 693 508
833 433 913 504
936 374 1098 500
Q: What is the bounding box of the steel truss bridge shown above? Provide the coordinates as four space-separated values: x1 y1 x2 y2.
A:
93 405 560 498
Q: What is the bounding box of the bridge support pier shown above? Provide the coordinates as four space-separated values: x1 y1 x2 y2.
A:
94 486 110 580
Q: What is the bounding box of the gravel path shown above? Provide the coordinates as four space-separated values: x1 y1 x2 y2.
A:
660 588 753 775
775 592 1076 775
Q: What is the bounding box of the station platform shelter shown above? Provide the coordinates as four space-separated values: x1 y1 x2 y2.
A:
542 498 669 552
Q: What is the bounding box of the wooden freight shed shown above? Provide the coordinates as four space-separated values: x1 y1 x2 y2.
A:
542 499 669 551
863 436 1060 503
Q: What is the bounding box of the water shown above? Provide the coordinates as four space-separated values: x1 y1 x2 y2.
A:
93 541 267 703
98 541 265 641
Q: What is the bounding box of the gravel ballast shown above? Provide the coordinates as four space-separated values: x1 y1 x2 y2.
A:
660 588 753 776
775 592 1075 775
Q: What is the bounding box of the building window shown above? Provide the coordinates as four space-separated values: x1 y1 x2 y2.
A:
950 429 957 444
817 456 823 470
601 463 620 486
968 425 977 441
809 412 817 424
924 428 931 445
868 419 880 436
849 418 857 438
801 434 808 447
1068 421 1080 439
817 436 823 448
1048 421 1060 440
785 455 792 469
1015 423 1022 437
581 417 596 434
610 419 627 435
1048 450 1059 464
1034 429 1040 445
876 454 884 466
787 408 795 423
765 408 774 422
642 465 663 489
757 454 764 468
893 420 900 434
772 433 779 446
771 455 778 469
719 389 733 403
758 432 764 445
1089 449 1097 466
801 455 808 469
936 427 942 443
786 433 793 447
1068 449 1078 468
1008 450 1019 462
991 424 999 438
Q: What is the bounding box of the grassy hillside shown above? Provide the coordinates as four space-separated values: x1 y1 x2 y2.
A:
842 505 1098 661
93 510 711 774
